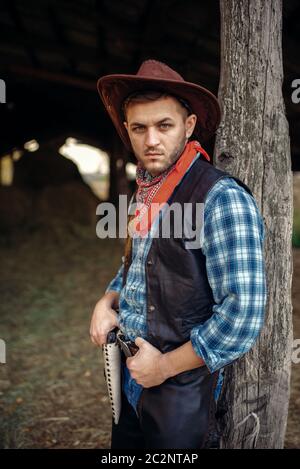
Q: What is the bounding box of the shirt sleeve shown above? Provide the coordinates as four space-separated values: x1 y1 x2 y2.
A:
190 180 267 373
105 262 124 294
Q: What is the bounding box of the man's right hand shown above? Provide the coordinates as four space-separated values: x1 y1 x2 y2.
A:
89 291 120 346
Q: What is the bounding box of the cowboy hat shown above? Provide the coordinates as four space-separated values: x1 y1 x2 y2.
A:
97 59 221 151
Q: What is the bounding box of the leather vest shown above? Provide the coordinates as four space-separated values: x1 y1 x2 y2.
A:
124 155 253 448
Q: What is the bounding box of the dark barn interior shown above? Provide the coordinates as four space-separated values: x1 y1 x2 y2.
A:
0 0 299 167
0 0 300 449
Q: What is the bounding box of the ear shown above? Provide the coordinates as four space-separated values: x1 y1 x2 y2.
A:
185 114 197 139
123 121 129 132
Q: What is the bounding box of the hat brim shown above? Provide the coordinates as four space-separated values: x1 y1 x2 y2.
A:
97 74 221 151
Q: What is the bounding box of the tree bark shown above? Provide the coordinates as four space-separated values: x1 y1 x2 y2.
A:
108 137 130 204
215 0 293 448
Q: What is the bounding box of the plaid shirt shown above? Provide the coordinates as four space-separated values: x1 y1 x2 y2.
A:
106 165 267 415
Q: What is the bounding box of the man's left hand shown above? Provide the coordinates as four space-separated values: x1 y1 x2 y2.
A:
126 337 170 388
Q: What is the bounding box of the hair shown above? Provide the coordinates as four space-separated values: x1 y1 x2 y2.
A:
122 89 193 121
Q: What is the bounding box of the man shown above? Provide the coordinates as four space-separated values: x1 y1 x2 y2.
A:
90 60 267 449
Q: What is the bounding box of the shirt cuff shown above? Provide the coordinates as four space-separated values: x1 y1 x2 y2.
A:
190 327 223 374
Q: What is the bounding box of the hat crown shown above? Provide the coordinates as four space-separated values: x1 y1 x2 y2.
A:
97 59 221 150
136 60 184 82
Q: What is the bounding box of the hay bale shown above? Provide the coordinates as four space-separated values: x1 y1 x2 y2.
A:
36 181 99 226
0 186 33 235
13 149 83 190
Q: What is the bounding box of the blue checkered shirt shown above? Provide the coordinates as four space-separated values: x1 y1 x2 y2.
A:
106 163 267 415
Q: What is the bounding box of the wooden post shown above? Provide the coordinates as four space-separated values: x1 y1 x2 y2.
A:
215 0 293 448
109 137 130 204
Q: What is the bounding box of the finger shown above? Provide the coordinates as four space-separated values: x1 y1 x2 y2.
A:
126 356 134 369
135 337 146 347
92 330 108 346
91 331 106 346
90 335 98 346
98 332 108 345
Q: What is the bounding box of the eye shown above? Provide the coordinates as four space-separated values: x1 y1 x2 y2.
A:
132 126 145 133
159 123 172 130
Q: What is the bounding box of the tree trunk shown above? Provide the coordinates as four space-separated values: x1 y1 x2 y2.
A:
214 0 293 449
109 137 130 204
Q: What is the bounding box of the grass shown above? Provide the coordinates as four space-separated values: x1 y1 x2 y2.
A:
0 221 123 448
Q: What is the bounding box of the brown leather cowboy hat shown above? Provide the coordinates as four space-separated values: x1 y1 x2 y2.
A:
97 59 221 151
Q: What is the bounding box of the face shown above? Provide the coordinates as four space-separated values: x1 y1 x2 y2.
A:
123 96 197 176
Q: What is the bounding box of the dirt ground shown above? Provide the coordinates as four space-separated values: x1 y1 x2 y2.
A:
0 222 299 449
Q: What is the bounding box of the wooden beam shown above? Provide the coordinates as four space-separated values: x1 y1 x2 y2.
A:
2 63 97 91
5 0 41 68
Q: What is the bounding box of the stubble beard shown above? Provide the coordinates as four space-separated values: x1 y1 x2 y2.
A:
135 134 188 176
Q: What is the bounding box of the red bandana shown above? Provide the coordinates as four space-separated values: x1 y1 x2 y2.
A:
130 140 210 237
135 157 176 208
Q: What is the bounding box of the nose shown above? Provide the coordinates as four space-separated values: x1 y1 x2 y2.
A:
145 127 160 147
